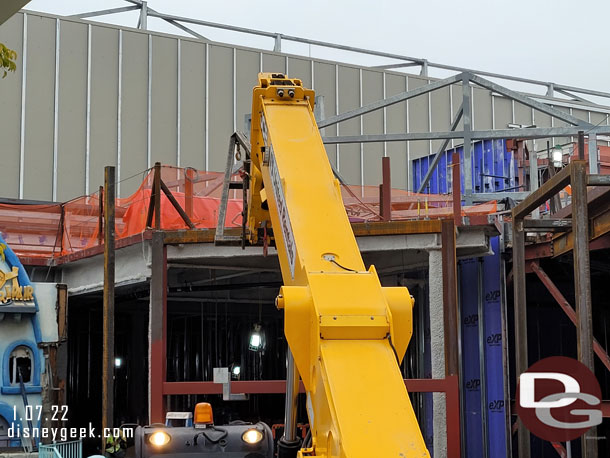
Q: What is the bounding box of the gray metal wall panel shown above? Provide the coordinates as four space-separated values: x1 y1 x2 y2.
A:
57 20 87 201
23 14 55 200
514 102 533 126
4 11 610 200
385 74 408 190
120 30 149 196
590 112 610 146
451 84 464 131
288 57 312 89
430 86 451 153
180 40 206 170
553 106 571 145
262 53 285 74
337 65 360 185
207 44 233 173
472 88 492 130
313 61 337 168
89 25 119 194
492 97 512 130
362 69 383 186
151 35 178 167
0 14 23 198
236 49 259 133
407 76 430 160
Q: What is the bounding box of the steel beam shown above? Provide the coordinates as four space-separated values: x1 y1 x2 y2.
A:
321 126 610 144
469 74 592 127
522 219 572 231
380 157 391 221
317 74 463 129
417 106 463 193
149 231 167 423
441 220 459 377
102 166 116 438
512 218 531 458
71 5 140 19
571 161 597 458
512 163 573 220
587 174 610 186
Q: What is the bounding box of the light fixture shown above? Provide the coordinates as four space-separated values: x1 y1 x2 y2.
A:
114 357 123 368
552 146 563 168
242 428 263 444
231 364 241 379
149 431 171 447
248 324 264 352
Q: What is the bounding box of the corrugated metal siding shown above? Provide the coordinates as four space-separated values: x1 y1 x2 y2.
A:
0 11 608 201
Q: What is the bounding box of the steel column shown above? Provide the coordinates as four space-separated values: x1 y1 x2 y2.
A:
511 218 530 458
462 75 473 198
380 156 391 221
441 220 459 378
570 161 597 458
589 133 598 174
102 166 116 438
149 230 167 423
416 106 464 193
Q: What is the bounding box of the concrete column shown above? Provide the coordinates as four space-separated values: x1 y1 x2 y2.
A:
429 249 447 458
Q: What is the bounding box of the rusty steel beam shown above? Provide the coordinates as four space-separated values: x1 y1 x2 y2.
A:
553 207 610 257
98 185 104 245
380 156 391 221
160 179 196 229
146 163 162 229
441 220 459 377
512 163 573 220
184 168 194 219
530 262 610 372
512 218 531 458
102 166 116 439
571 161 597 458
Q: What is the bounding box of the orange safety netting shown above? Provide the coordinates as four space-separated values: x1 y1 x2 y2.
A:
0 165 497 260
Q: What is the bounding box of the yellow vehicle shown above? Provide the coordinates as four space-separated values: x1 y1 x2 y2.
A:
244 73 430 458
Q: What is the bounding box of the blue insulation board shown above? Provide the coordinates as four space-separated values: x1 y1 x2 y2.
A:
460 258 483 457
482 237 507 457
460 237 507 457
412 139 519 194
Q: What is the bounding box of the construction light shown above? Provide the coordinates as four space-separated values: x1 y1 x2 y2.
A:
553 147 563 167
149 431 171 447
232 364 241 379
114 357 123 368
242 428 263 445
249 324 264 352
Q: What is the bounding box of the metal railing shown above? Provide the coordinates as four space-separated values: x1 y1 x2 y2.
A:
64 0 610 106
39 439 82 458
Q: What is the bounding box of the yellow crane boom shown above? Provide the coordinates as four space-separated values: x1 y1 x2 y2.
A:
247 73 430 458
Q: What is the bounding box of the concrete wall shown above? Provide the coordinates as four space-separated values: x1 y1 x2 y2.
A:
0 11 609 201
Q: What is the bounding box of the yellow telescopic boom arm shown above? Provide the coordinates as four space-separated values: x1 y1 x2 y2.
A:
247 73 430 458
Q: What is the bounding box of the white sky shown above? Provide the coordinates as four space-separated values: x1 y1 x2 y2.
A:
23 0 610 98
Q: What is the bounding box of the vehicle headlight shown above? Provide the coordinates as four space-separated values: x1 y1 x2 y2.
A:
149 431 171 447
242 428 263 444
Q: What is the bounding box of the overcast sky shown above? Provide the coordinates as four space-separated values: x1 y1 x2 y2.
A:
24 0 610 97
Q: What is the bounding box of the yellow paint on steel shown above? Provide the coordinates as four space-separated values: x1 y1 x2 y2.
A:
247 73 430 457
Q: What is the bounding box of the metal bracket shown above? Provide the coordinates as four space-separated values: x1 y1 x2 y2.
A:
215 132 251 246
213 368 248 401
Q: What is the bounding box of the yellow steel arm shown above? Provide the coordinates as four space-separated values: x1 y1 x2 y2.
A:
247 73 430 458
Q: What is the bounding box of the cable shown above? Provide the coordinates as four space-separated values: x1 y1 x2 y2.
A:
329 259 358 273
